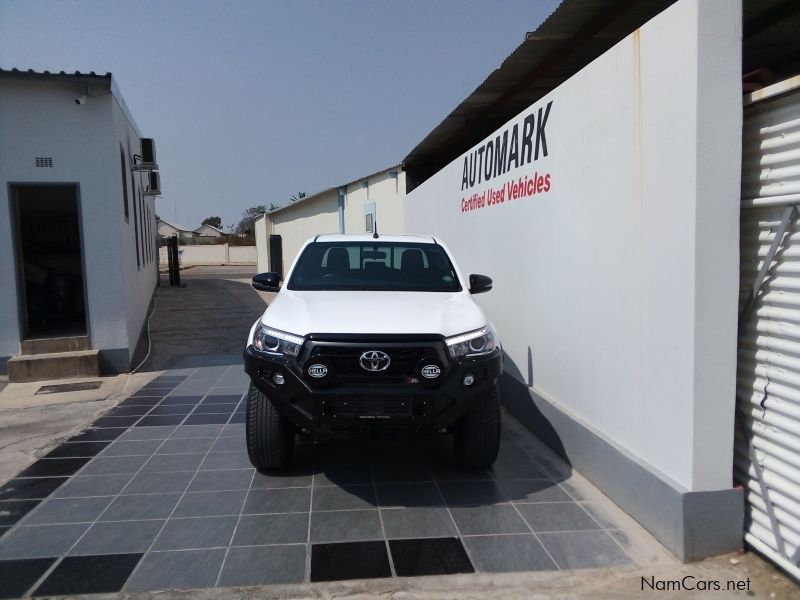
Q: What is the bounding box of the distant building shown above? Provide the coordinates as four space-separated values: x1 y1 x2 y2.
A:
0 68 161 380
157 218 196 242
194 224 224 239
255 165 404 275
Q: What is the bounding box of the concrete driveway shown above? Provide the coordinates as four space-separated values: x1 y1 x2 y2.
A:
0 267 792 598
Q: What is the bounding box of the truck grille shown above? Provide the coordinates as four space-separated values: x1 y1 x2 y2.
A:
307 345 440 385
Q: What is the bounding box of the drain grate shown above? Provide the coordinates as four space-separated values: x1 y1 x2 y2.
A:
35 381 102 394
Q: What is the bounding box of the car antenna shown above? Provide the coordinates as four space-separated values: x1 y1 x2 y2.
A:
372 219 379 239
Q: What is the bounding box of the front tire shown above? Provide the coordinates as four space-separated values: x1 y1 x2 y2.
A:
453 383 501 468
246 382 294 470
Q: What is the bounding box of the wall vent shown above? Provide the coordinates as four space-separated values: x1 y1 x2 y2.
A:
35 157 53 168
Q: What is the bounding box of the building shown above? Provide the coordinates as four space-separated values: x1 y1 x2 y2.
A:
0 69 160 380
255 165 404 276
157 218 195 242
193 223 224 239
403 0 800 577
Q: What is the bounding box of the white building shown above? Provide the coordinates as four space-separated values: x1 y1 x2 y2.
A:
157 218 195 242
404 0 800 576
0 69 160 379
194 223 224 239
255 165 405 276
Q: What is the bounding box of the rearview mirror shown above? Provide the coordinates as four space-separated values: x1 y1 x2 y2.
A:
252 272 280 292
469 274 493 294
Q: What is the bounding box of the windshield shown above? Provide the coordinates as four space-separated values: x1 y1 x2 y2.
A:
287 241 462 292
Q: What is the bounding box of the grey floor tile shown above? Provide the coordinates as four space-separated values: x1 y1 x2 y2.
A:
498 480 571 503
380 507 457 539
125 548 225 592
490 459 551 480
70 519 164 555
0 523 89 558
147 405 194 416
232 513 309 546
189 469 254 492
218 544 306 586
516 502 602 532
152 516 237 550
310 509 382 543
244 488 311 514
376 483 444 508
118 426 176 441
209 437 245 453
372 463 433 483
250 471 312 490
25 496 112 525
100 440 163 457
142 453 205 473
173 490 247 518
200 452 252 470
449 505 530 535
53 474 133 498
578 501 643 531
158 438 215 455
313 463 373 486
169 424 224 439
122 471 194 495
463 534 558 572
219 424 245 438
538 530 632 569
439 481 507 506
312 485 376 511
431 464 492 482
100 493 182 521
78 455 150 476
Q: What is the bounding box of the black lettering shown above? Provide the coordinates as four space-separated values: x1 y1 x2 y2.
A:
494 131 507 177
461 157 469 190
521 113 535 164
476 146 485 184
641 577 655 591
468 152 476 187
535 100 552 159
507 124 519 171
484 140 494 180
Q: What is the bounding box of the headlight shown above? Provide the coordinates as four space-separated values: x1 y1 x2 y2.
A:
252 322 303 358
446 324 499 359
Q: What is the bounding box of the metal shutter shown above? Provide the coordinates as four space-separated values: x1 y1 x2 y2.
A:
736 77 800 579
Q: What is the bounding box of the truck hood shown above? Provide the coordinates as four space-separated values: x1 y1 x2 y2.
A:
259 290 488 337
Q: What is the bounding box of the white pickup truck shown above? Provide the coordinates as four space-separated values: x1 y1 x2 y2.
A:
244 234 502 469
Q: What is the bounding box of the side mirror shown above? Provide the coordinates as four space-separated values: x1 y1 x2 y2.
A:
252 272 280 292
469 274 493 294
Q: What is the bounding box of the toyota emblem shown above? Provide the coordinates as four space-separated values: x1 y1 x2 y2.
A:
359 350 391 372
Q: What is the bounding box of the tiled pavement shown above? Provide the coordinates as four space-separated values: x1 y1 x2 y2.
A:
0 358 669 598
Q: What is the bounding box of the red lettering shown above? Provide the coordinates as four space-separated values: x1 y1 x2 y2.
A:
544 174 551 192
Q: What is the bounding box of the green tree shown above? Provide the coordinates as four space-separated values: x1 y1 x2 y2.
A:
290 192 306 203
236 205 268 235
202 216 222 228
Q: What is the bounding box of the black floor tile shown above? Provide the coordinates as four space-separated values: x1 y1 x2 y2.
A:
310 541 391 582
0 477 67 500
389 537 474 576
228 413 246 424
191 404 234 414
0 499 40 526
203 395 242 404
119 396 161 407
68 428 127 442
0 557 57 599
0 527 8 539
92 416 140 428
184 414 230 425
16 457 92 478
43 441 110 459
106 405 151 417
147 405 193 416
136 415 186 427
131 390 166 398
161 396 202 405
32 553 142 596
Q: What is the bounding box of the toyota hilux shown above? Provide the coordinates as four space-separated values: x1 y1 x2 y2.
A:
244 234 502 469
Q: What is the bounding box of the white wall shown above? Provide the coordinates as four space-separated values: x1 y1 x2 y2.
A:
255 216 268 273
343 169 405 235
269 191 339 275
405 0 741 492
178 244 256 266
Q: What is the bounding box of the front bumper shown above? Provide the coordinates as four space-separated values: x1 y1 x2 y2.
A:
243 343 502 435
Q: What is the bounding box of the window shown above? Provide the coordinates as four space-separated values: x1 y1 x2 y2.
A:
120 147 129 221
288 242 461 292
365 213 373 233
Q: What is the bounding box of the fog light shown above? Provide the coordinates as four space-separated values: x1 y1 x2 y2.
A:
273 373 285 385
463 373 475 386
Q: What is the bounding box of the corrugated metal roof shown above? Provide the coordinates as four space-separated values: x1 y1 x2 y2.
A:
404 0 800 191
0 68 112 86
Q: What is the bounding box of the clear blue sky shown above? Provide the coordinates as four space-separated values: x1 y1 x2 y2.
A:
0 0 560 231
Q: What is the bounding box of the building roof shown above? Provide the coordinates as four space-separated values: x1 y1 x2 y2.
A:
195 224 224 234
157 218 193 234
267 163 403 217
403 0 800 191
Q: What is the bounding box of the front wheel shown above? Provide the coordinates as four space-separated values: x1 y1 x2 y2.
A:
246 382 294 470
453 384 501 468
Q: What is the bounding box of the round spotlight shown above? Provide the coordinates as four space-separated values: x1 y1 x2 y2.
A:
273 373 286 385
463 373 475 386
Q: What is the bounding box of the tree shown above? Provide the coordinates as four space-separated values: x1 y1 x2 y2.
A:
290 192 306 203
236 205 268 235
202 216 222 229
268 203 278 211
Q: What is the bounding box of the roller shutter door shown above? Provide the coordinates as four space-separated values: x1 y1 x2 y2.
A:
736 77 800 579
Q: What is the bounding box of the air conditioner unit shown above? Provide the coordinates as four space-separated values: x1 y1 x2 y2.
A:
133 138 158 171
144 171 161 196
